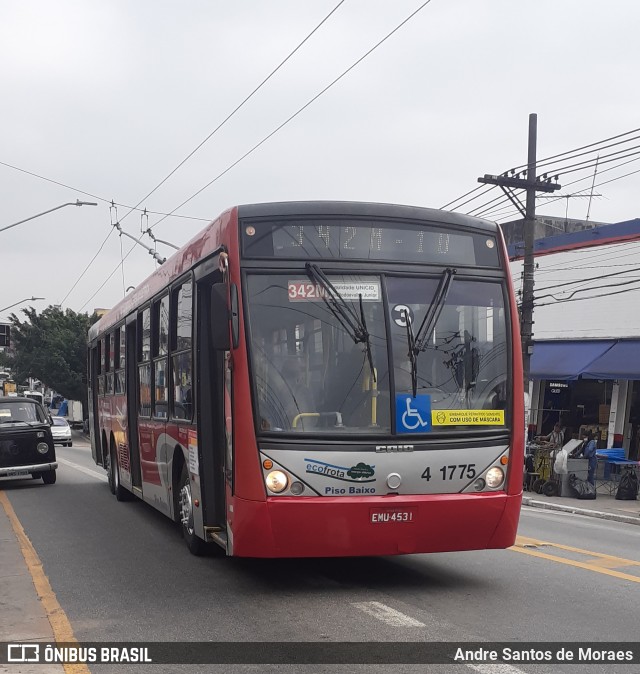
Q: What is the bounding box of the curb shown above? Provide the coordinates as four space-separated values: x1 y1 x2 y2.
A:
522 496 640 526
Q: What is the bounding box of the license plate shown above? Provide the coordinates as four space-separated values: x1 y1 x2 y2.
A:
7 469 30 477
370 507 417 524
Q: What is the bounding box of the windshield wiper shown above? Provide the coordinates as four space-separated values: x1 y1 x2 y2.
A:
305 263 376 382
406 267 456 397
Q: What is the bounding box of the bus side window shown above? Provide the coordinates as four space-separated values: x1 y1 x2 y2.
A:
138 307 152 417
153 295 169 419
171 280 193 420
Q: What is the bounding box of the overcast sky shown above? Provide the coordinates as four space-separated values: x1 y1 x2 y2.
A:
1 0 639 319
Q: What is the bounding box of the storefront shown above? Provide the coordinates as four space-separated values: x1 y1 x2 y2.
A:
508 217 640 461
528 339 640 457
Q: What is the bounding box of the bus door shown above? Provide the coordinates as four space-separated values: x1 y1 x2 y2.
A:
194 261 228 531
125 315 142 490
88 344 101 465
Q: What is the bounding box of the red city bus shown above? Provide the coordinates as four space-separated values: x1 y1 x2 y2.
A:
88 201 524 558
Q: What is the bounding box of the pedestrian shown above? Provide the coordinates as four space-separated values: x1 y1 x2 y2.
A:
579 429 598 486
537 422 565 449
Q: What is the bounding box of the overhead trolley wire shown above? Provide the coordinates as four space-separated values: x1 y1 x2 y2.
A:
63 1 348 308
0 160 210 222
127 0 348 229
147 0 436 232
80 0 437 311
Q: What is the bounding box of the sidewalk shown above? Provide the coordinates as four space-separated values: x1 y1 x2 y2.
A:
522 489 640 526
0 493 64 673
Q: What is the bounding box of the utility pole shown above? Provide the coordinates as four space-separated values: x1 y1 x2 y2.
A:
478 113 561 386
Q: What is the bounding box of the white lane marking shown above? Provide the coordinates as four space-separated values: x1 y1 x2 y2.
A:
351 601 425 627
57 457 108 482
468 664 529 673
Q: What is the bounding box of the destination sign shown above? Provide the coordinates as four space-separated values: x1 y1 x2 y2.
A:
242 219 500 266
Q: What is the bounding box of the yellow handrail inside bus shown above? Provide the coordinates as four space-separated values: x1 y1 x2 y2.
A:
292 413 320 428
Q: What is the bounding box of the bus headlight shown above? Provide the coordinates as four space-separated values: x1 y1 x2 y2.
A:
265 470 289 493
37 442 49 454
485 467 505 489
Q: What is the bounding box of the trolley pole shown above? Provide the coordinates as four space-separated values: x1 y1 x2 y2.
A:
478 113 561 390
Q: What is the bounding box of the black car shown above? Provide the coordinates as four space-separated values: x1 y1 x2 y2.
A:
0 396 57 484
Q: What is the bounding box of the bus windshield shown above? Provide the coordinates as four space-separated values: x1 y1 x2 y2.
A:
246 273 509 435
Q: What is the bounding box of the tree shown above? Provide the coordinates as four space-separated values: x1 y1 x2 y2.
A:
5 306 98 408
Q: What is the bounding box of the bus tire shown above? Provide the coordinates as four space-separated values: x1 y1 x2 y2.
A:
42 470 56 485
109 445 129 502
178 465 207 556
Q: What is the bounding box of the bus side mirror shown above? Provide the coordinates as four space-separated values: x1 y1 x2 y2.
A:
211 284 230 350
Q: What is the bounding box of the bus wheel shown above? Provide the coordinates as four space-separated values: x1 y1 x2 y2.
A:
178 465 206 556
109 446 129 502
106 449 116 495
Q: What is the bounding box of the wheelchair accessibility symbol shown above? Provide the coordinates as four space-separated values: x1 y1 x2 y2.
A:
396 394 431 433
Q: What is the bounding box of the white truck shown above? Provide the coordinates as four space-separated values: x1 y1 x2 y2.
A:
58 399 83 428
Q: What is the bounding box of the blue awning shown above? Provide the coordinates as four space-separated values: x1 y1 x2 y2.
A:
582 340 640 379
530 340 616 380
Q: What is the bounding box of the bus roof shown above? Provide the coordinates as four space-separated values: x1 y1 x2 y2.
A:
237 200 498 232
88 201 498 342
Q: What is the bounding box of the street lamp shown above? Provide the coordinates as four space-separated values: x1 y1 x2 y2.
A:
0 200 98 234
0 297 45 313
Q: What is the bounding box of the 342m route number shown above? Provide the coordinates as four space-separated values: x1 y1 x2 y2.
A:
421 464 477 481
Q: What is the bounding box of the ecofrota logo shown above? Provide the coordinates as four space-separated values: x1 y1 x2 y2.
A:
305 459 375 483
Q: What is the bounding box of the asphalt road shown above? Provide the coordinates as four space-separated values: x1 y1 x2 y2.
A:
2 434 639 674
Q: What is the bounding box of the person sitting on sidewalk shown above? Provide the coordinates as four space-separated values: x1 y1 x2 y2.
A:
577 429 598 486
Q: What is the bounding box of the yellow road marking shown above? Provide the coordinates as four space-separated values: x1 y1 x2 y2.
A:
0 491 90 674
512 535 640 583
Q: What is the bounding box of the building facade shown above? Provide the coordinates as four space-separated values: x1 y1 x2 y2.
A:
507 217 640 459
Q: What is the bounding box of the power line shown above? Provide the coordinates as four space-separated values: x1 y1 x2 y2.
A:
547 145 640 177
65 2 350 308
529 134 640 176
0 160 210 222
79 1 437 310
444 127 640 214
510 126 640 173
534 265 640 298
130 0 347 231
147 0 436 232
534 278 640 306
58 229 116 306
440 184 487 210
491 156 640 224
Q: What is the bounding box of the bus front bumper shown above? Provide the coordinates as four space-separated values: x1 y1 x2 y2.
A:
229 491 522 558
